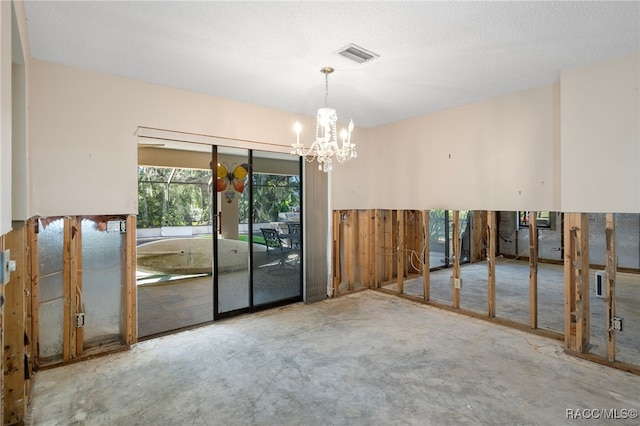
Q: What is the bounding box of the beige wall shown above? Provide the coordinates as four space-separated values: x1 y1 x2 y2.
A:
29 59 325 217
355 84 560 211
11 0 29 222
329 127 371 210
1 1 31 233
0 0 12 234
25 48 640 217
561 52 640 213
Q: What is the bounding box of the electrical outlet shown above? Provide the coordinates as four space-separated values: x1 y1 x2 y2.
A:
0 249 16 285
75 313 85 328
611 316 623 332
452 277 463 289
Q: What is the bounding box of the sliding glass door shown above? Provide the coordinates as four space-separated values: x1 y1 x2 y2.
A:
214 147 251 316
250 152 302 308
216 149 302 316
137 141 215 337
137 140 302 336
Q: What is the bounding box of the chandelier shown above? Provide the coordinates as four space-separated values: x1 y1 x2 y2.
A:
291 67 356 172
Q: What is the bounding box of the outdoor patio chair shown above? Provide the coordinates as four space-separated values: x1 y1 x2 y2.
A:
261 228 289 254
260 228 298 273
286 222 301 249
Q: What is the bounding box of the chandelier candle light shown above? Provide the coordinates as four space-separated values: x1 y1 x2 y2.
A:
292 67 356 172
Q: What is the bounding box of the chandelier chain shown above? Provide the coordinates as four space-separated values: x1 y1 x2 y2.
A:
324 72 329 108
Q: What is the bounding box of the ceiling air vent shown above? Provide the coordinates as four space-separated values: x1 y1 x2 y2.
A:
335 43 379 64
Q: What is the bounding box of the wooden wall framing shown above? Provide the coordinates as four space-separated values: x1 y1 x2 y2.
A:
330 208 637 375
332 210 424 296
529 213 538 329
564 213 590 352
605 213 616 362
451 211 461 309
487 211 496 317
28 215 136 368
422 211 430 301
3 223 32 425
332 210 625 351
0 233 4 423
125 216 138 345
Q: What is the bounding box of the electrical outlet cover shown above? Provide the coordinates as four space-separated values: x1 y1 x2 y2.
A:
611 317 623 332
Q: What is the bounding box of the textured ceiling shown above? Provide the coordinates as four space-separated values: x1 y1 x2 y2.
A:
24 1 640 128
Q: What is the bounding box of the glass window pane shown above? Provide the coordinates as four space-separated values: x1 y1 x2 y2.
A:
137 163 214 337
251 156 302 306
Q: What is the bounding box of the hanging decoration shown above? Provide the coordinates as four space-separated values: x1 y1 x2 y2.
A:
217 163 249 203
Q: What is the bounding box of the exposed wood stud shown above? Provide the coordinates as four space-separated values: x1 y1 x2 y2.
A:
3 226 30 425
125 215 138 345
565 221 577 350
358 211 369 287
76 221 83 356
487 211 496 317
29 220 39 370
0 234 4 422
368 210 376 287
25 220 35 390
529 211 538 329
564 213 589 353
373 210 381 288
69 217 79 359
605 213 616 362
346 210 356 290
332 210 341 297
397 210 405 294
452 211 460 309
408 211 419 276
384 211 393 282
471 211 487 262
422 211 430 301
63 217 72 361
578 213 590 352
574 227 584 352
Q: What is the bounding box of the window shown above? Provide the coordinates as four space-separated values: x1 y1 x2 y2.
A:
518 211 554 229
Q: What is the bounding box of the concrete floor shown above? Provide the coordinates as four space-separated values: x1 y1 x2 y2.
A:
28 291 639 426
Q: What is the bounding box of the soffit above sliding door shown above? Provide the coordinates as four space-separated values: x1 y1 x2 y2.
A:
135 127 293 154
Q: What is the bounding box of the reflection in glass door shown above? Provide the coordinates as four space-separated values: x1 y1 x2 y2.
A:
214 149 302 317
137 141 215 338
250 152 302 308
215 147 251 316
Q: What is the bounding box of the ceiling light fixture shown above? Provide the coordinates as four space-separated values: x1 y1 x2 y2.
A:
292 67 356 172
